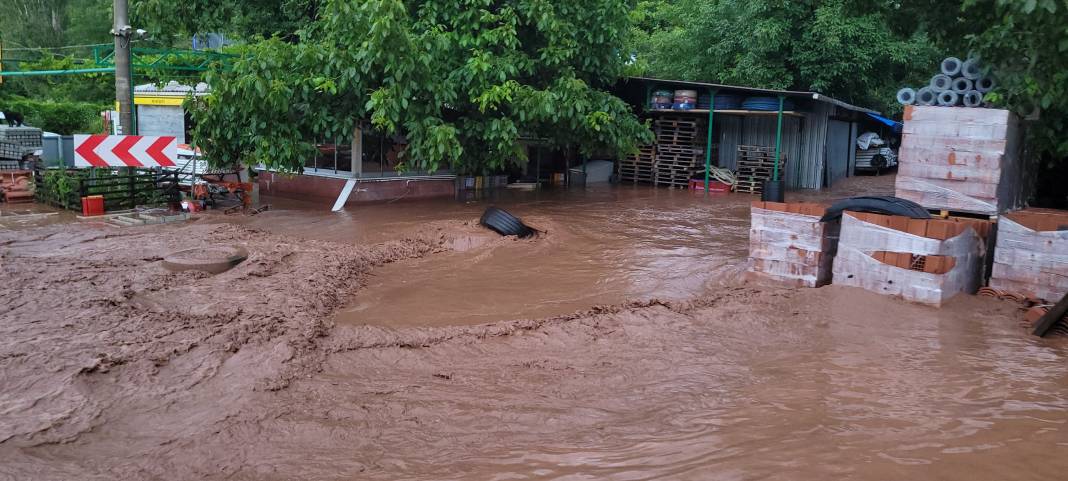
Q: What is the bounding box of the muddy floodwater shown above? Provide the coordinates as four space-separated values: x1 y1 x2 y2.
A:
2 176 1067 480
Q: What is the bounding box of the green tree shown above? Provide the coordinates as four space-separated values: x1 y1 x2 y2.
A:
186 0 652 175
629 0 942 114
960 0 1068 157
135 0 320 42
1 0 111 49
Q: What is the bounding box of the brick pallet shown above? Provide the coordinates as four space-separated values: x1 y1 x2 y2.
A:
989 209 1068 303
895 105 1032 216
832 211 993 306
748 201 838 287
735 145 786 194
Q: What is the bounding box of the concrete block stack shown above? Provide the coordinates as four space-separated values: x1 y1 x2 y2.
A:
989 209 1068 302
748 201 838 287
895 105 1031 216
833 212 993 306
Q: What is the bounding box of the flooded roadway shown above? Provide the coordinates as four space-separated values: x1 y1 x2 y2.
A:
3 176 1067 480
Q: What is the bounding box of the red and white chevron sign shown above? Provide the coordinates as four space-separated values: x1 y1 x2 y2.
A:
73 135 178 168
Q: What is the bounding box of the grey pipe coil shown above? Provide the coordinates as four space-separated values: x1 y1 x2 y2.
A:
896 87 916 105
941 57 962 76
937 90 959 107
916 87 938 106
961 58 982 80
975 77 996 93
930 74 953 92
952 77 974 93
962 90 983 108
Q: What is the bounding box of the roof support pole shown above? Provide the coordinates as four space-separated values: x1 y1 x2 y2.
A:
773 95 785 182
704 88 717 194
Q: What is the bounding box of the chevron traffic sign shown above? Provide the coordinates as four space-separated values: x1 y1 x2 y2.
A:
73 135 178 168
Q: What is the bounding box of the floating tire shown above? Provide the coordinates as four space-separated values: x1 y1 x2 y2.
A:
480 207 535 238
820 196 931 222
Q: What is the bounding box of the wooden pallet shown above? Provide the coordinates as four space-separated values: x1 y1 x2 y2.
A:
734 179 765 194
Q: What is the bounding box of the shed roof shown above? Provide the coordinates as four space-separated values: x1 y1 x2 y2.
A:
626 76 879 115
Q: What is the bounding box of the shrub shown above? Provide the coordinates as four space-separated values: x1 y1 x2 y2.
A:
0 98 107 134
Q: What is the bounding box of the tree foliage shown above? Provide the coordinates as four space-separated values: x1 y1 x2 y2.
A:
187 0 652 174
960 0 1068 158
629 0 942 114
135 0 319 42
1 0 110 49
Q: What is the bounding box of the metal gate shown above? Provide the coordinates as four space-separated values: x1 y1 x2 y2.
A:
825 119 852 187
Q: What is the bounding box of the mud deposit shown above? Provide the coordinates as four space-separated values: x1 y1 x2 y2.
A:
3 178 1068 480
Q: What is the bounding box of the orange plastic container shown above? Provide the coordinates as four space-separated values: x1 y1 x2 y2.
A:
81 195 105 216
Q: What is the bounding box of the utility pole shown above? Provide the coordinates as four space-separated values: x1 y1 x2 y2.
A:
113 0 133 134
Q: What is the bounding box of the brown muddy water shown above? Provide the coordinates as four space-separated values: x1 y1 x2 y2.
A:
2 176 1067 480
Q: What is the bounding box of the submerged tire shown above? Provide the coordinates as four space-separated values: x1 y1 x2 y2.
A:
480 207 535 238
820 196 931 222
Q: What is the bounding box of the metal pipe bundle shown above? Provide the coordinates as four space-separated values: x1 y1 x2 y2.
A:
897 56 995 108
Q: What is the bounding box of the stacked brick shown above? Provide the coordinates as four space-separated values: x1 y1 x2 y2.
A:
833 212 993 306
989 209 1068 302
748 201 838 287
895 105 1031 215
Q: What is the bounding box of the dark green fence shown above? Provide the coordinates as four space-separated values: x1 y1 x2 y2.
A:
34 167 180 212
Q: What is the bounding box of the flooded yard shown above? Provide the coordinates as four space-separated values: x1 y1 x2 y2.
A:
2 176 1066 480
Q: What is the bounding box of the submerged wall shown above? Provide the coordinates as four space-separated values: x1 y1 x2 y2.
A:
257 172 456 204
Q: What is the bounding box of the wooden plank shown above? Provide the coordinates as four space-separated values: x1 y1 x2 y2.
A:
1033 292 1068 337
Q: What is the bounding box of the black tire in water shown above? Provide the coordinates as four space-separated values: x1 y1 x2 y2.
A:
480 207 535 238
820 196 931 222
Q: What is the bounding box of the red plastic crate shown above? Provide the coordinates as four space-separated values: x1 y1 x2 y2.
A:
689 179 731 192
81 195 105 216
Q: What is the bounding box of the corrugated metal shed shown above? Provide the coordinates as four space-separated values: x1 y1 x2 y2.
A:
618 78 877 190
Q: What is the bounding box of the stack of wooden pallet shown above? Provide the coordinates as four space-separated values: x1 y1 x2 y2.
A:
618 145 655 183
989 209 1068 303
895 105 1031 215
735 145 786 194
652 115 709 188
